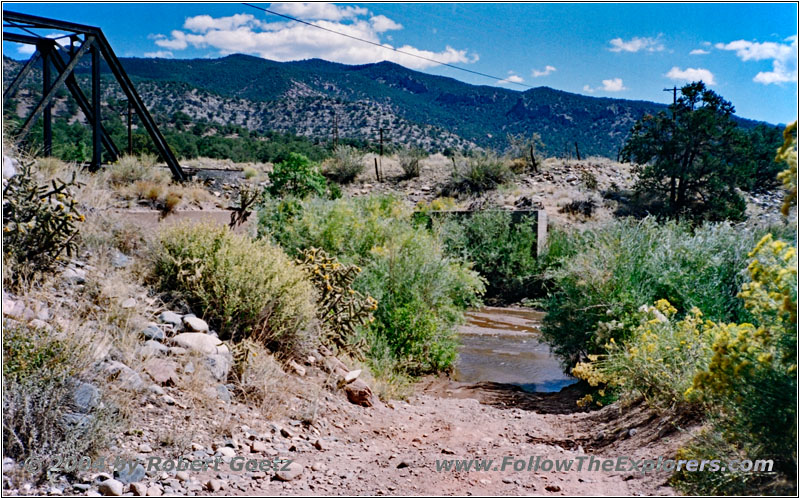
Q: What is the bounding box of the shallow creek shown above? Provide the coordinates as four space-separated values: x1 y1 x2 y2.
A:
453 306 577 393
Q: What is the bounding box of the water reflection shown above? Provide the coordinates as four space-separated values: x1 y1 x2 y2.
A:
454 307 577 393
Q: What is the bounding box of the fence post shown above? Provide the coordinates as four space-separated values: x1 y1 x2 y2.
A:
536 210 548 257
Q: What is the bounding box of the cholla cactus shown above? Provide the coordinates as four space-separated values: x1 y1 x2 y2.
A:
3 161 84 274
297 247 377 357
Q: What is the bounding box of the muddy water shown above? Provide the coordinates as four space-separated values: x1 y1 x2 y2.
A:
454 307 577 393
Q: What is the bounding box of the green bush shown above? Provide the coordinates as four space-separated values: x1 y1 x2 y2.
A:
437 210 540 302
541 219 768 367
397 148 425 178
268 153 329 199
259 195 484 374
3 323 115 481
442 151 514 196
323 146 365 184
3 162 84 281
153 222 316 354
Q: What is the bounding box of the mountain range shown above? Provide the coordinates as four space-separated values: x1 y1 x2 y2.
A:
5 53 770 158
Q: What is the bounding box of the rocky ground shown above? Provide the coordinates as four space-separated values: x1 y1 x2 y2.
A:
1 249 696 497
1 153 781 497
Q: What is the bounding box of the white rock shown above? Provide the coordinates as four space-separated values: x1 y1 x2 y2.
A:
182 316 209 333
275 462 303 481
3 155 18 179
170 333 225 355
344 369 361 384
98 479 124 496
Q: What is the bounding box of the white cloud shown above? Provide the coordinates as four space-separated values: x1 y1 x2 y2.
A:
269 3 368 21
531 65 556 77
754 59 796 84
715 39 794 61
148 11 477 70
498 72 524 85
144 50 174 58
16 43 35 56
153 30 189 50
690 49 710 55
183 14 266 33
608 35 664 53
583 78 627 93
665 66 716 85
370 15 402 33
600 78 627 92
715 36 797 85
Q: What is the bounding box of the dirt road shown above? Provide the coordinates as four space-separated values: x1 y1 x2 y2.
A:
223 380 691 496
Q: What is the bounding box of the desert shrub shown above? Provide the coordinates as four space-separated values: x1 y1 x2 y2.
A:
541 219 767 367
397 148 425 178
243 166 257 179
258 195 484 374
3 162 84 282
267 153 328 198
595 300 712 409
559 198 596 217
107 154 166 186
295 247 377 357
3 323 115 482
323 145 365 184
580 170 598 190
506 132 545 173
442 151 514 195
34 156 65 178
153 222 316 354
437 210 540 302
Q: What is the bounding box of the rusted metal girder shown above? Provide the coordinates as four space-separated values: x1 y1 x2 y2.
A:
2 10 186 180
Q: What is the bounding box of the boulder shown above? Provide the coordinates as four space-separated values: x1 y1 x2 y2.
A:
114 463 145 484
344 369 361 384
100 361 144 391
157 311 182 328
143 359 180 386
183 316 209 333
204 354 231 381
70 380 100 413
274 462 303 481
98 479 123 496
170 333 227 355
141 324 165 342
344 379 374 407
139 340 169 358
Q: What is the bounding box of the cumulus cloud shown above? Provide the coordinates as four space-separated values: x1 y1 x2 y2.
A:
498 72 524 85
600 78 627 91
16 43 35 56
270 3 368 21
148 7 476 70
531 65 556 77
370 15 402 33
715 36 797 85
144 50 174 58
608 35 664 53
584 78 627 93
665 67 716 85
690 49 710 55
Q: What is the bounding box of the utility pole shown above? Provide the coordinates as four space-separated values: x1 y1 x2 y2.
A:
332 107 338 149
663 86 678 121
376 126 389 182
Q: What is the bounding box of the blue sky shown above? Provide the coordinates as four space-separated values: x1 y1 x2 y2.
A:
3 2 797 124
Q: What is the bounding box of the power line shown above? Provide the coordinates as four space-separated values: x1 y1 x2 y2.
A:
242 2 533 89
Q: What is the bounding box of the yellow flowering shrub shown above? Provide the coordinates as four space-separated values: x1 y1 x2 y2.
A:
601 299 714 409
776 121 796 216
